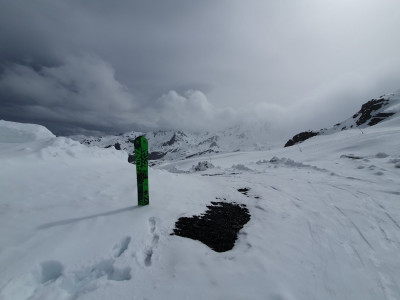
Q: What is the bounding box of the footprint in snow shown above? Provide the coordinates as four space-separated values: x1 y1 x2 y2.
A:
376 152 389 158
145 217 159 267
113 236 131 258
238 187 261 199
388 158 400 168
39 260 64 284
32 258 131 299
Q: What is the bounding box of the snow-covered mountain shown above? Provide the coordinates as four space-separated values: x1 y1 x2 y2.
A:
71 122 273 162
285 91 400 147
73 91 400 162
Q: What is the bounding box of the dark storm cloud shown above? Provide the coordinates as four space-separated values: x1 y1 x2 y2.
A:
0 0 236 134
1 0 400 136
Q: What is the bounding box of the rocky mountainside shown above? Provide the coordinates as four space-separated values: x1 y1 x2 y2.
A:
285 91 400 147
71 122 273 163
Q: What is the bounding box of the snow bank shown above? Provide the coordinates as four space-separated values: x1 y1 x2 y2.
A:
0 120 127 162
190 161 215 172
0 120 55 143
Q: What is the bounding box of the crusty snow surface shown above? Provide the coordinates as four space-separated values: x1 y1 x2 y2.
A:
0 118 399 300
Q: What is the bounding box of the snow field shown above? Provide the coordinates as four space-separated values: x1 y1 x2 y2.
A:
0 120 400 299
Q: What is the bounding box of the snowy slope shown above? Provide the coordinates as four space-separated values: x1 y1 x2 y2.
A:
285 91 400 147
1 118 400 300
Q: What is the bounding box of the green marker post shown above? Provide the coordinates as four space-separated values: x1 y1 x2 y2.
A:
134 136 149 206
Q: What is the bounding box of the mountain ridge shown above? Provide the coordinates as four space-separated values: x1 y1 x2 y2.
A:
70 91 400 161
70 123 274 163
285 92 400 147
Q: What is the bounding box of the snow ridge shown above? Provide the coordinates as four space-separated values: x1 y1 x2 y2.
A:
71 123 273 162
285 92 400 147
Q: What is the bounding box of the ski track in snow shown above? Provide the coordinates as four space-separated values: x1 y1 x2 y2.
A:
215 154 400 300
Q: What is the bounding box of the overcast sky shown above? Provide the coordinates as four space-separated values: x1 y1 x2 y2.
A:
1 0 400 137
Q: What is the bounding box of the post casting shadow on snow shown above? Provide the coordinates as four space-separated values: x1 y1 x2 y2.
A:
36 206 139 229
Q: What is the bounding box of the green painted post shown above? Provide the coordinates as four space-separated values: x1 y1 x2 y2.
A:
134 136 149 206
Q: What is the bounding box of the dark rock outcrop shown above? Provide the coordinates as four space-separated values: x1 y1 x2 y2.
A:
185 149 218 159
148 151 166 160
162 133 177 146
128 154 135 164
353 99 391 126
114 143 121 150
284 131 319 147
368 112 395 126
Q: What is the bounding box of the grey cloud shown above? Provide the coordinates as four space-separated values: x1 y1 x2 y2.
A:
153 90 236 132
1 0 400 135
0 55 137 131
0 55 237 134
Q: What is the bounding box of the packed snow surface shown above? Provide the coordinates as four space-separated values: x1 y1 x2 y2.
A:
1 119 400 300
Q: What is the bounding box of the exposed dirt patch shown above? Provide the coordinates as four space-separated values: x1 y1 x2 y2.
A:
172 201 251 253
